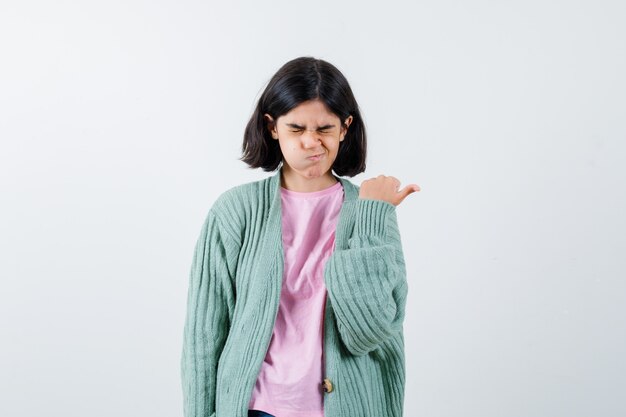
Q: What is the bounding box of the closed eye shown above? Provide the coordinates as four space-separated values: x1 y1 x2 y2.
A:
290 129 331 133
286 123 336 133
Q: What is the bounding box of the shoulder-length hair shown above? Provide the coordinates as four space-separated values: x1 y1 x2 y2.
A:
240 56 367 177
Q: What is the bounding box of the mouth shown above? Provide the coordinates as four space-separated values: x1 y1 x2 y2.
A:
307 152 324 161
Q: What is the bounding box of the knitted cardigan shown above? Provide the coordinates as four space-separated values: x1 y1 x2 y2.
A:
181 169 408 417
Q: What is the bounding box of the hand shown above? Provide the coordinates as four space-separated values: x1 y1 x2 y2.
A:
358 175 420 207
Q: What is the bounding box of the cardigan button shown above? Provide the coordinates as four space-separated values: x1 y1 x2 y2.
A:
322 378 333 393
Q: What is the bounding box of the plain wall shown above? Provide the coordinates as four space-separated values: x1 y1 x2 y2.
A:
1 0 624 416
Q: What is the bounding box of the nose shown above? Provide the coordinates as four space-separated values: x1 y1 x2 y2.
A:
301 130 322 148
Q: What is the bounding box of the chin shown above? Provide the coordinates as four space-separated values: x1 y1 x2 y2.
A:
302 166 329 177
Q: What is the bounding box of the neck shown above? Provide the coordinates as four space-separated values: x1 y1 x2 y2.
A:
280 166 338 193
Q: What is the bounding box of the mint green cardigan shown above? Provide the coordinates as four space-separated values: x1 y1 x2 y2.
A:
181 169 408 417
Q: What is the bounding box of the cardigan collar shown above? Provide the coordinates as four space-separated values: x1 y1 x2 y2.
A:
268 168 359 203
262 168 359 259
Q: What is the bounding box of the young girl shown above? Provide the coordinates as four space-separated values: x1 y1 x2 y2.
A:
181 56 420 417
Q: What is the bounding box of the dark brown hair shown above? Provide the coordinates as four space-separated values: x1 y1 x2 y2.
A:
240 56 367 177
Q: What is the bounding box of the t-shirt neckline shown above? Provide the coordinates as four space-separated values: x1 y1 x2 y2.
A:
280 180 343 199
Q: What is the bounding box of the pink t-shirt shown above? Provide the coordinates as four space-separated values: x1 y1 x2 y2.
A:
248 180 345 417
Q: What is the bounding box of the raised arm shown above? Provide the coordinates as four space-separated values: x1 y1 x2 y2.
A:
324 198 408 356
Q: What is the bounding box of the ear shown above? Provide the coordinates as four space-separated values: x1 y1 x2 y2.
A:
264 113 278 139
340 115 353 139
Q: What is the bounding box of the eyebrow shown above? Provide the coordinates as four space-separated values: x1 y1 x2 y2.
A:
285 123 336 130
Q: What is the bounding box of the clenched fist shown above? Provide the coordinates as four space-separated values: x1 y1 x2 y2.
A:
358 175 420 207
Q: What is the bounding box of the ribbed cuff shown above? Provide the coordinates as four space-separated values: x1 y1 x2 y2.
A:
354 198 396 238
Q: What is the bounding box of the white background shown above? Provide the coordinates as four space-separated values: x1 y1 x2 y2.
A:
1 1 625 416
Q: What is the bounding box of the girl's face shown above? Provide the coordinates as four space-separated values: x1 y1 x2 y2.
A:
265 99 353 183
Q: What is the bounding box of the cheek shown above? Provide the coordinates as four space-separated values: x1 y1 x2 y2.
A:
328 140 341 153
277 141 294 153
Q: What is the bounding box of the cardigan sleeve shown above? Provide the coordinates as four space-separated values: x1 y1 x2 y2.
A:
324 198 408 356
181 208 238 417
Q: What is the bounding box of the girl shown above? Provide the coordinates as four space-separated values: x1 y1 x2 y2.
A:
181 56 420 417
